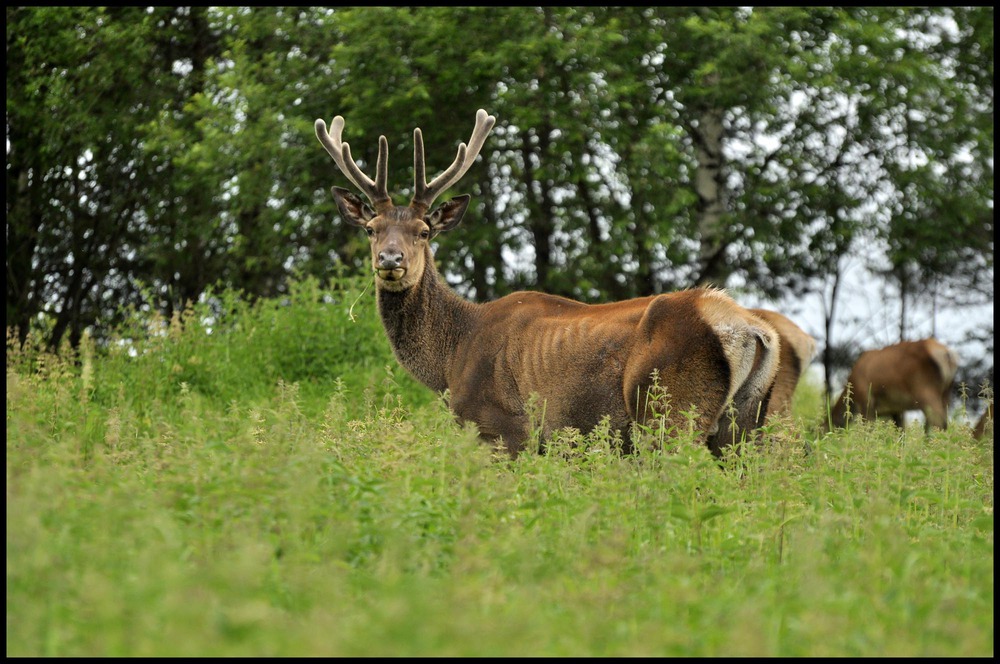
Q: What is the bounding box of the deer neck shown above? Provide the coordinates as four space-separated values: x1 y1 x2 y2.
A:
375 250 477 393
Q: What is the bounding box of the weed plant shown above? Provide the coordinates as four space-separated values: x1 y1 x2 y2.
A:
6 279 994 656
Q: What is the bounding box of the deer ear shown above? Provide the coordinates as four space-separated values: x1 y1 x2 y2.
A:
426 195 471 233
331 186 376 227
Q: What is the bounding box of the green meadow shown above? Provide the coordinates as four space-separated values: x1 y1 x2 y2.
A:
6 277 994 657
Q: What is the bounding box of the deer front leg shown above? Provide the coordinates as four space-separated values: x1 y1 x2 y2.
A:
449 389 532 457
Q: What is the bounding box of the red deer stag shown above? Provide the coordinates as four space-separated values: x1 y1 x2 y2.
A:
828 337 959 432
748 309 816 420
314 109 780 457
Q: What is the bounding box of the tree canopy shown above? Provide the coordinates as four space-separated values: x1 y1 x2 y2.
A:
6 7 993 391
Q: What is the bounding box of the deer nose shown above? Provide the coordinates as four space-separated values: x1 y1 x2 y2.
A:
377 249 403 270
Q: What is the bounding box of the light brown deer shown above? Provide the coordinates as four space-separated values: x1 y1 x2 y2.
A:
748 309 817 420
315 109 781 457
828 337 959 432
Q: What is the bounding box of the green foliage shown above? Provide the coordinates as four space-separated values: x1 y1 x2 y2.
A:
9 275 430 420
7 7 992 357
6 294 994 656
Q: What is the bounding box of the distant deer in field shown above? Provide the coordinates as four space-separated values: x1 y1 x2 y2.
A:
748 309 816 420
828 338 959 432
315 109 780 457
972 402 993 441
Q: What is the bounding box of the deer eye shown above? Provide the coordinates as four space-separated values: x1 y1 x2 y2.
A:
365 226 375 237
419 229 430 240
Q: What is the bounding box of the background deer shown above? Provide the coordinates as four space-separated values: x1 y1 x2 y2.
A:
315 109 781 457
828 337 959 432
749 309 817 420
972 402 993 441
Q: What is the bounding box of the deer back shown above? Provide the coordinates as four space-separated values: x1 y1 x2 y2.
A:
831 337 958 430
749 308 816 419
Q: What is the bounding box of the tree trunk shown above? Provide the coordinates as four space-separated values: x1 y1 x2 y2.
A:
6 166 41 346
631 200 658 296
898 270 908 341
473 178 502 301
822 263 843 402
521 129 555 292
692 99 730 289
576 169 629 301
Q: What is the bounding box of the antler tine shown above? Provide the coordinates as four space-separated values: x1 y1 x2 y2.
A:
315 117 392 211
314 118 367 190
462 109 497 170
411 109 496 212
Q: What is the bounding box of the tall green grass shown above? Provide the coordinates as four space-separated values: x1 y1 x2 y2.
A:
6 279 994 656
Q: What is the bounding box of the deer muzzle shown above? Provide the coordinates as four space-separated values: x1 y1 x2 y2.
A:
375 267 407 281
376 249 406 281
